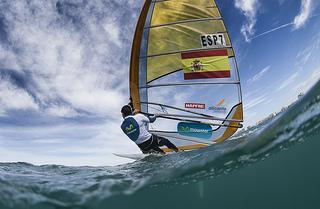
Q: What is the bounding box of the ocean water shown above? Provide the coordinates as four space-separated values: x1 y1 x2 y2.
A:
0 81 320 209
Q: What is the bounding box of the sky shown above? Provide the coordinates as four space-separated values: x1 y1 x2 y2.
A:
0 0 319 166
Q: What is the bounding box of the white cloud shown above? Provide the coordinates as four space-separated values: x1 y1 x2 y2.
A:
0 121 138 166
46 105 79 118
0 0 138 117
296 32 320 68
294 0 313 29
248 66 270 83
294 67 320 93
234 0 259 42
244 94 267 110
103 21 122 47
0 0 147 166
277 72 299 91
250 0 318 41
250 22 293 41
278 0 286 5
0 45 20 70
243 92 274 127
0 77 39 111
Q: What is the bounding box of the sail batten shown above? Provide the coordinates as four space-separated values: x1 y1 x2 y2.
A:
150 114 243 123
140 102 243 124
140 81 240 89
130 0 244 151
145 17 223 29
140 46 234 59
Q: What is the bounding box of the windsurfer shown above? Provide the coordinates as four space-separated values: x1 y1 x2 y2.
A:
120 105 179 154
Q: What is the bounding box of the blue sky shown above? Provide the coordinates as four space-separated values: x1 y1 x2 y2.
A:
0 0 319 166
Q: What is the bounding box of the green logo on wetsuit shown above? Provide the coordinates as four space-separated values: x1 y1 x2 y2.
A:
121 117 140 142
125 124 137 134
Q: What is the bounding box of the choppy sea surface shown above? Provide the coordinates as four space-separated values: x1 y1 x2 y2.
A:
0 81 320 209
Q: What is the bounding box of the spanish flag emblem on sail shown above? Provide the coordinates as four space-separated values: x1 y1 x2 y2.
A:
181 49 231 80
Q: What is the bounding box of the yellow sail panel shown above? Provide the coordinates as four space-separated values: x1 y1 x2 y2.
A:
152 1 219 26
147 53 183 82
148 21 230 56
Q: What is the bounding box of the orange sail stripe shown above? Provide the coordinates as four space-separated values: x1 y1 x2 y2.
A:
184 71 230 80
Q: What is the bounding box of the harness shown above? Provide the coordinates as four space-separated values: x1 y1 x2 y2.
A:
138 135 154 151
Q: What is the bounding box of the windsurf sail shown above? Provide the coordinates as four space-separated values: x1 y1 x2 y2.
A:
130 0 243 152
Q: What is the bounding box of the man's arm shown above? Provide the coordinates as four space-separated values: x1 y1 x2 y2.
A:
139 113 157 123
128 97 134 112
148 115 156 123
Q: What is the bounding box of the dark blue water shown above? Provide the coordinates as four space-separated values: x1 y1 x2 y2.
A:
0 81 320 209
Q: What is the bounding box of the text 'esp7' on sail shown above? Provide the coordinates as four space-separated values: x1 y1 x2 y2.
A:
129 0 244 153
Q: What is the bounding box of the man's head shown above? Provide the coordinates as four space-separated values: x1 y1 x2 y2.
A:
121 105 133 118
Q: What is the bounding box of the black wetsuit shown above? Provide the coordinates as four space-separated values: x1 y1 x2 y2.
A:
137 134 179 154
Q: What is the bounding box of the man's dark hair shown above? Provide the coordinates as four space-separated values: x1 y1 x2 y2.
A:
121 105 132 118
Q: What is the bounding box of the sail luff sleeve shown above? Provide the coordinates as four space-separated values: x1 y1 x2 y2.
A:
130 0 152 112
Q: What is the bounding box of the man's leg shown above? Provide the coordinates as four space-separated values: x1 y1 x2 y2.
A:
150 147 166 154
156 135 179 152
139 136 165 154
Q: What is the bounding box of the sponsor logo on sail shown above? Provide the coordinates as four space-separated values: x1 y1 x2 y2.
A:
209 99 227 113
185 103 206 109
177 122 212 139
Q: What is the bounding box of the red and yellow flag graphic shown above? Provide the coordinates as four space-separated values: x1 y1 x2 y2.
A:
181 49 231 80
